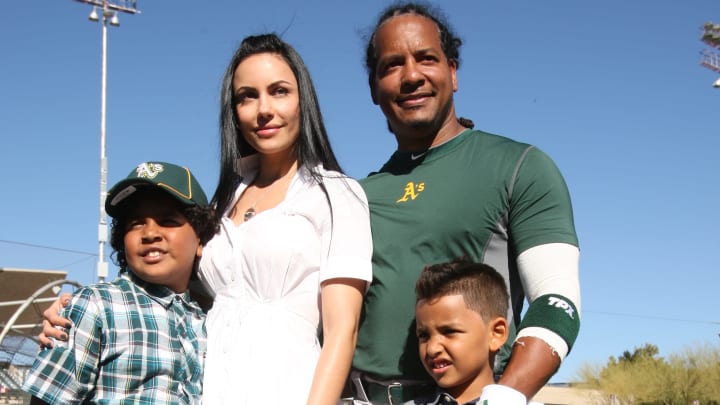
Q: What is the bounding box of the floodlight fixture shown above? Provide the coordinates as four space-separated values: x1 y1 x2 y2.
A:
701 49 720 73
701 21 720 48
109 12 120 26
88 7 99 21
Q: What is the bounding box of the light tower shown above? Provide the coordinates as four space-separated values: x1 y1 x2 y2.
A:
700 21 720 88
73 0 139 282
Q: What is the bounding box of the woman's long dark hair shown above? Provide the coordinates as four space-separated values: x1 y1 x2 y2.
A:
212 33 343 220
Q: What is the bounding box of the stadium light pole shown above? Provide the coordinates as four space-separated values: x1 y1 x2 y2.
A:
73 0 139 282
700 21 720 88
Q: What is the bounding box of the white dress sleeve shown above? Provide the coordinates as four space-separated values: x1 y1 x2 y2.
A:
318 176 373 286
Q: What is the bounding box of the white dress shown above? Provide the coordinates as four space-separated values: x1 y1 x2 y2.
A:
198 158 373 405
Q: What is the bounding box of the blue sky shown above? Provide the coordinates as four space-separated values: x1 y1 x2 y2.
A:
1 0 718 383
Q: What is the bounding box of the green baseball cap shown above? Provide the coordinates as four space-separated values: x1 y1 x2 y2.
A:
105 161 208 217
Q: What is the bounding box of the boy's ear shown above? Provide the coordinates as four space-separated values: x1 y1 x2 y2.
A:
488 316 509 352
195 241 203 258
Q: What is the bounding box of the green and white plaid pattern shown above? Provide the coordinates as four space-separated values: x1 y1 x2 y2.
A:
23 273 206 404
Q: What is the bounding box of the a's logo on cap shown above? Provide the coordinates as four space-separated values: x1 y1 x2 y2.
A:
136 162 164 179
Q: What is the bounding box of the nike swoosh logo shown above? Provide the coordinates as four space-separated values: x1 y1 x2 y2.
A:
410 152 426 160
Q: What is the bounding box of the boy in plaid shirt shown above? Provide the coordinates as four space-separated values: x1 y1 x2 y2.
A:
24 161 217 405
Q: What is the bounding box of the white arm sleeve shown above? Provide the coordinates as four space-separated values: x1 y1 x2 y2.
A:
515 242 580 360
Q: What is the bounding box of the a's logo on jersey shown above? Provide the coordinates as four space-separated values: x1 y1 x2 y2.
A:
548 296 575 319
396 181 425 203
136 162 164 179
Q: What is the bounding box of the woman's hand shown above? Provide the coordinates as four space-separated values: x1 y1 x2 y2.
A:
37 292 72 348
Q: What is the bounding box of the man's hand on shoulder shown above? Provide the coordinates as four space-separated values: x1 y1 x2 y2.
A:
38 292 72 348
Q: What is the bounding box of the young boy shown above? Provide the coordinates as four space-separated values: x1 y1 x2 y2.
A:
23 161 217 405
407 258 526 405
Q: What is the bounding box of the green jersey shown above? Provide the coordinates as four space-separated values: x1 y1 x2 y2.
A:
355 129 578 379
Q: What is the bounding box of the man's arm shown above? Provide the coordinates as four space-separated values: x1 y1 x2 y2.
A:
497 243 581 399
497 336 561 398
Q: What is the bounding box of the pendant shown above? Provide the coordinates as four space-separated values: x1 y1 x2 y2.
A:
244 207 256 221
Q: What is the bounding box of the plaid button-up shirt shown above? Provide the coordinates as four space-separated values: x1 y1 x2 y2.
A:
23 272 206 404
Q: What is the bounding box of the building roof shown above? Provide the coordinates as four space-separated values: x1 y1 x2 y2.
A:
0 267 69 335
0 267 80 367
532 384 605 405
0 267 67 327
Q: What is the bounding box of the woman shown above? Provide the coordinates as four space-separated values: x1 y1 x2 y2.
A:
40 34 372 405
200 34 372 404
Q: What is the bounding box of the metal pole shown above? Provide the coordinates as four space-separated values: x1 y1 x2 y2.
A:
96 0 109 282
72 1 139 283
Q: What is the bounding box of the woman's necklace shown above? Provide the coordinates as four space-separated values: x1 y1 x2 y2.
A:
242 169 296 222
243 187 270 221
243 205 257 222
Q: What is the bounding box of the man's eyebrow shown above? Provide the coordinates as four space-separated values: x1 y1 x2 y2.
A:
377 53 403 63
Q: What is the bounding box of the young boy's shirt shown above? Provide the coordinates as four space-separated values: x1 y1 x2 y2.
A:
404 390 482 405
23 272 206 405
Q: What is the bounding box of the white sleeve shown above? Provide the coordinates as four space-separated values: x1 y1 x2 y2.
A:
515 242 580 360
318 177 373 287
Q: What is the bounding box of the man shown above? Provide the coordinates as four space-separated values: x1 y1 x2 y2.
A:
350 3 581 404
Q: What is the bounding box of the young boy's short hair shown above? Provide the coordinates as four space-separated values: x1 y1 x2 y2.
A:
23 161 214 405
415 256 509 320
410 258 512 405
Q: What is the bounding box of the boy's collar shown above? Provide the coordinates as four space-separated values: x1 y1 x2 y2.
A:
121 271 198 311
417 388 482 405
